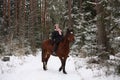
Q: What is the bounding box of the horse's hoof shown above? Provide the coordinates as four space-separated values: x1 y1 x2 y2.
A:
43 67 47 71
63 70 67 74
43 68 48 71
63 71 67 74
59 67 62 72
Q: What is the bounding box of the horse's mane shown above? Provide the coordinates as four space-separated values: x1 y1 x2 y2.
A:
61 29 69 42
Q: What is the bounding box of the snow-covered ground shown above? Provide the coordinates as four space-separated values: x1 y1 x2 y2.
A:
0 50 120 80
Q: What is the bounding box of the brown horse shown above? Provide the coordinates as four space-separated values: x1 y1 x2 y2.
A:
41 28 75 74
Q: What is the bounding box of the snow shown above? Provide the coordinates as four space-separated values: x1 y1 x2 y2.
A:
0 51 82 80
0 50 120 80
74 57 120 80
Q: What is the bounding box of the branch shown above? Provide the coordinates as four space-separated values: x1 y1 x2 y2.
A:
108 24 118 34
86 1 102 5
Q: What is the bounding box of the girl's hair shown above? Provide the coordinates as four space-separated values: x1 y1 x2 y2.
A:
54 24 59 28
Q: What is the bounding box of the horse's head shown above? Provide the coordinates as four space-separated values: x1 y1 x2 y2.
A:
66 28 75 42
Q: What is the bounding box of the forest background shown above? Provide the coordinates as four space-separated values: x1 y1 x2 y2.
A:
0 0 120 75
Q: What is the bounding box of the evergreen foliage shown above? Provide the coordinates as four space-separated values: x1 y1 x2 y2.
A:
0 0 120 57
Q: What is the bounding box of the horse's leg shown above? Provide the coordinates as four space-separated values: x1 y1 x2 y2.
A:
42 50 50 70
62 57 67 74
42 55 48 70
59 57 67 74
43 57 50 70
43 61 47 70
42 49 47 70
59 66 63 72
59 57 63 72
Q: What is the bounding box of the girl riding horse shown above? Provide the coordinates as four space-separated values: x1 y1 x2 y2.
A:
51 24 63 55
41 28 75 74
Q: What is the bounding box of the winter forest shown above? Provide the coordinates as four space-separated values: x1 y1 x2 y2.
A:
0 0 120 80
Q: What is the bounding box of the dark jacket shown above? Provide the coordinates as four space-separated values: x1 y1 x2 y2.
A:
51 31 63 43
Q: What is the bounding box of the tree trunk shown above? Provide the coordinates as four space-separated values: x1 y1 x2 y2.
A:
14 0 19 37
6 0 12 43
29 0 37 54
79 0 82 12
68 0 72 28
3 0 6 19
95 0 109 59
7 0 10 28
41 0 47 40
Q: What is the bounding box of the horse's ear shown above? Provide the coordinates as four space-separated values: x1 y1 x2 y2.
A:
66 28 70 33
66 28 74 34
67 28 73 32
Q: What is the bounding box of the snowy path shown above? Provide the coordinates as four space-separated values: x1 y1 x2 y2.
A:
0 52 82 80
